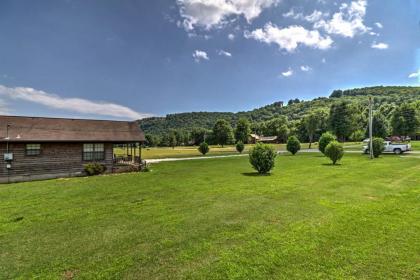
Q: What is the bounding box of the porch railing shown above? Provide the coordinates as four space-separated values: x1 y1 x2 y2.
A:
113 155 141 165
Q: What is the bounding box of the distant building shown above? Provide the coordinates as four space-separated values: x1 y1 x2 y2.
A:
249 134 278 144
0 116 145 183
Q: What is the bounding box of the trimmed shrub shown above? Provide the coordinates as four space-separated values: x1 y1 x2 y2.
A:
198 142 209 155
236 141 245 153
372 137 385 158
319 132 336 154
84 163 107 176
286 136 301 155
249 143 277 174
324 141 344 165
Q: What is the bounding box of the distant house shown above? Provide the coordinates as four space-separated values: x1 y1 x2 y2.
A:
249 134 278 144
0 116 145 183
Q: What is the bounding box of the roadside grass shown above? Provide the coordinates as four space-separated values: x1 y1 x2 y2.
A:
1 153 419 279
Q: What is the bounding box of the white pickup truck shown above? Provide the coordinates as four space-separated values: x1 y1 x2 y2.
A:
363 141 411 154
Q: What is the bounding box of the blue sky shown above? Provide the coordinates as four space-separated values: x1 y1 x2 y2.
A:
0 0 419 120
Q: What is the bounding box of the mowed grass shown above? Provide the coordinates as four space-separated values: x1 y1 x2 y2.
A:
1 154 419 279
116 144 287 159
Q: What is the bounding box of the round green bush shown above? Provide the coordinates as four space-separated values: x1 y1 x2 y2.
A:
324 141 344 165
236 141 245 153
249 143 277 174
372 137 385 158
198 142 209 155
319 132 336 154
286 136 301 155
84 163 107 176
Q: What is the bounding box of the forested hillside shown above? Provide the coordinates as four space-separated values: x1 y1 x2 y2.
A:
138 86 420 146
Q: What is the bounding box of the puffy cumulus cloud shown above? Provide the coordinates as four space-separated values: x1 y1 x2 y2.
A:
244 23 333 52
408 71 419 78
300 65 312 71
177 0 278 30
228 33 235 40
314 0 370 38
281 68 293 77
192 50 210 62
0 85 150 120
375 22 383 28
218 50 232 57
371 42 388 49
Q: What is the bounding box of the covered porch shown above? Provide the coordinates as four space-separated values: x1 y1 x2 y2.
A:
113 142 144 169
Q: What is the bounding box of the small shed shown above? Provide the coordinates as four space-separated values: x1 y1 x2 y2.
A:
0 115 145 183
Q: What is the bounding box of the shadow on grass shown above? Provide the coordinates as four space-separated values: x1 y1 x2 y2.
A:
242 172 272 177
322 163 342 166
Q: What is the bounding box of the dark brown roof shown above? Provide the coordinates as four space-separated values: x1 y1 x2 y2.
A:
0 115 145 143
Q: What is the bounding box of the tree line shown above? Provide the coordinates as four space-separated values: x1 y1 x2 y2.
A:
144 100 420 147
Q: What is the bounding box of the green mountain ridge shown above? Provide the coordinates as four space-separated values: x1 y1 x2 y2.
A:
139 86 420 136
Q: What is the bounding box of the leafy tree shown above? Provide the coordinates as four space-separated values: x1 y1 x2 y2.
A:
235 118 251 143
198 142 209 155
319 132 336 154
330 90 343 98
329 101 354 141
145 134 160 147
349 130 365 142
213 119 234 147
324 141 344 165
265 117 289 143
249 143 277 174
391 103 419 136
168 131 177 149
236 141 245 153
303 109 328 148
366 113 389 138
372 137 385 158
190 127 208 145
286 136 301 155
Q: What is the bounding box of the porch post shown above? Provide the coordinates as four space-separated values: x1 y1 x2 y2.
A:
131 143 135 163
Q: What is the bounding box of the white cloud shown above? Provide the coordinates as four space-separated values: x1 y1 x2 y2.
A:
0 85 150 120
245 23 333 52
281 68 293 77
314 0 370 38
283 9 327 23
192 50 209 62
177 0 278 30
375 22 383 28
300 65 312 71
218 50 232 57
371 42 388 49
408 72 420 78
228 33 235 40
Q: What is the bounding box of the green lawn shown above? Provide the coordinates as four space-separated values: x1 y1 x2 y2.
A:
116 141 419 159
1 153 419 279
117 144 287 159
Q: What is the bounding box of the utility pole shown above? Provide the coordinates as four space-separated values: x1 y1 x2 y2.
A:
368 97 373 159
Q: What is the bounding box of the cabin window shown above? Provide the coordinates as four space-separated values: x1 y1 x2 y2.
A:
26 144 41 156
83 143 105 161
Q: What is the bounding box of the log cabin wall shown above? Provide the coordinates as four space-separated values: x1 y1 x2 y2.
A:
0 142 114 183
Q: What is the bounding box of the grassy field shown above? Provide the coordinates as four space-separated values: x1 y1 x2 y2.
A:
1 153 419 279
115 141 419 159
116 144 288 159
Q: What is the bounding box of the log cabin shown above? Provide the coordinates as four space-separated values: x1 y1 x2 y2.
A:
0 115 145 183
